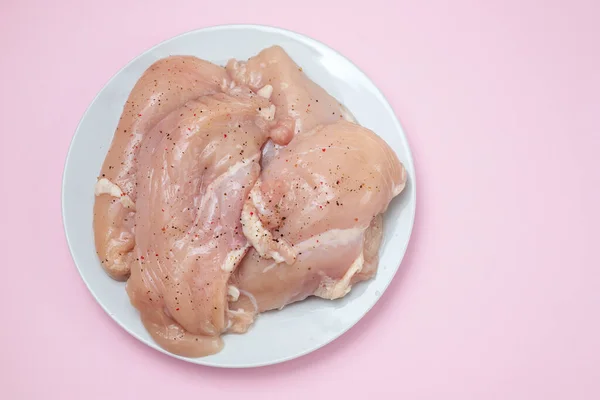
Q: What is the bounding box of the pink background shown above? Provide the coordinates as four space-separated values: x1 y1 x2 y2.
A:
1 0 599 398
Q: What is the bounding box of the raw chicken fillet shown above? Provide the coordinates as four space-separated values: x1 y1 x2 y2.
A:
226 45 356 165
92 46 407 357
94 56 230 280
229 121 406 330
126 90 281 356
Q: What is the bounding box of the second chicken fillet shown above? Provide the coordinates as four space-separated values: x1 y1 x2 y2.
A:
126 91 279 356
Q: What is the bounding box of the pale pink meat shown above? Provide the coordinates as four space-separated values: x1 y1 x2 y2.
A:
126 91 277 356
93 56 229 280
226 46 355 165
93 48 407 358
229 121 406 330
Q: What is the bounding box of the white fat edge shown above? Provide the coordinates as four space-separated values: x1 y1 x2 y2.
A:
94 178 135 209
221 244 249 273
226 306 258 332
241 202 265 242
227 285 240 302
225 290 259 331
314 252 364 300
270 251 286 263
239 289 259 313
249 182 272 216
241 204 291 263
94 178 122 197
262 262 277 273
257 84 273 99
258 104 276 121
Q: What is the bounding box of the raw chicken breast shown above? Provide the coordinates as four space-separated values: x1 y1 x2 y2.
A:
226 46 355 164
126 90 277 357
229 121 406 330
94 56 230 280
92 48 408 358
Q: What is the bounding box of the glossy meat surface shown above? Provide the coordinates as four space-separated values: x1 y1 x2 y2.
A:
94 56 230 280
226 46 355 165
126 91 274 356
229 121 406 328
93 48 408 358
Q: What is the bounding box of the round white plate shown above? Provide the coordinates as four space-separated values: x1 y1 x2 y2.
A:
62 24 416 368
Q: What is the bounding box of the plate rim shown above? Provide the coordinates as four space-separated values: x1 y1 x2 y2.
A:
62 23 417 368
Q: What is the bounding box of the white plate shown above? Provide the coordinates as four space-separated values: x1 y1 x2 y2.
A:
62 24 416 368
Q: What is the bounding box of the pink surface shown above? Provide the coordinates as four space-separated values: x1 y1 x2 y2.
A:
1 0 599 398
